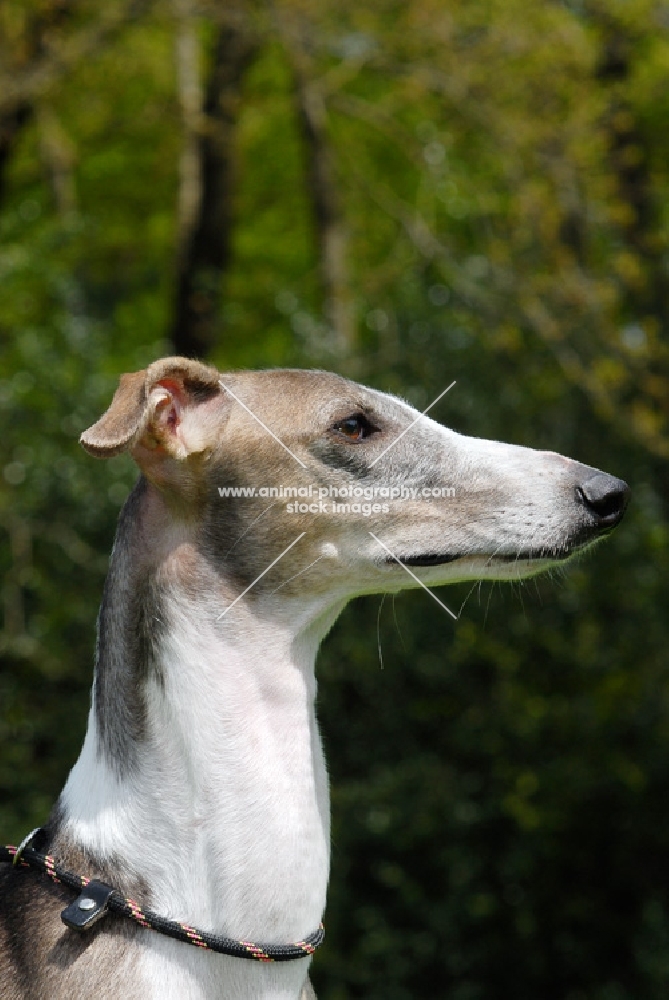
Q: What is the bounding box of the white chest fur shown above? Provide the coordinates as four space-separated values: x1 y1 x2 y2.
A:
60 605 331 999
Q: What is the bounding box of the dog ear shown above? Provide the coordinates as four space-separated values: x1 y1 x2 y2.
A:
80 357 222 462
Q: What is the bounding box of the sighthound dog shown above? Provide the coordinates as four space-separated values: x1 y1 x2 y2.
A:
0 357 629 999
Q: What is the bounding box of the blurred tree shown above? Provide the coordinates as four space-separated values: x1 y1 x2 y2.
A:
170 2 259 357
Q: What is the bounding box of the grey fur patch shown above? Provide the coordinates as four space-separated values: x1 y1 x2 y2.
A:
94 478 167 775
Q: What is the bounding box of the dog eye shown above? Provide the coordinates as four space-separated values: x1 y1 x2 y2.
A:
332 414 376 441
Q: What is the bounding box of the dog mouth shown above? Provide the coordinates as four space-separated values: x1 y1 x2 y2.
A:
394 553 461 567
385 518 622 569
388 544 590 568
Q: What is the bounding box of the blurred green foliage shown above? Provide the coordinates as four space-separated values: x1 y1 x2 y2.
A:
1 0 669 997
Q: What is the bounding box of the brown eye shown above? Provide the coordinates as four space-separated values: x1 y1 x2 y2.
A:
332 414 375 441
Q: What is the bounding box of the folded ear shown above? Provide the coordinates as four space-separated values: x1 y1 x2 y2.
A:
80 357 222 466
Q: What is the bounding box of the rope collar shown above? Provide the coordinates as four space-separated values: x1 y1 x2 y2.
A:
1 830 323 963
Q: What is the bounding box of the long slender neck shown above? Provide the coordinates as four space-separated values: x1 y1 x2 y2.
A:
58 482 338 951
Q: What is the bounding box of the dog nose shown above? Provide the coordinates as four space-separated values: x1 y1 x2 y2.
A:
576 473 630 527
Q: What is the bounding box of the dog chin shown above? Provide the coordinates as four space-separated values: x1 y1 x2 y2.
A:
457 538 602 580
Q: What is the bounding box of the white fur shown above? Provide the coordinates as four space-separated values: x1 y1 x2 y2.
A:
61 593 335 999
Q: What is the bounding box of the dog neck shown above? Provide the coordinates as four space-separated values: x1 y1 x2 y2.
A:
57 478 337 963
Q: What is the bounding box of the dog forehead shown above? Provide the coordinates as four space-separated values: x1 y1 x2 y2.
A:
220 368 416 425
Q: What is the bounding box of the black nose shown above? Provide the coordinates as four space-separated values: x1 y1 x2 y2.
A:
576 473 630 527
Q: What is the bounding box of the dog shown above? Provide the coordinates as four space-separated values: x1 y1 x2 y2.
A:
0 357 629 999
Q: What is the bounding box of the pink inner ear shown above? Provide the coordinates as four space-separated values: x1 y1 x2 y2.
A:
156 378 186 433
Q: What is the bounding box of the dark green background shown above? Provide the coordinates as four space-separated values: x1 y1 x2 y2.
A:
1 2 668 997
